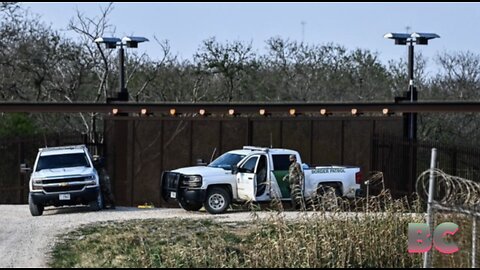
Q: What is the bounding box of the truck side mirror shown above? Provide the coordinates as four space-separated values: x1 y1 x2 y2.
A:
196 159 207 166
232 165 239 175
20 163 32 174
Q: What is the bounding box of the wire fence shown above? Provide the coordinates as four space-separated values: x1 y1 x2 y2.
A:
416 149 479 268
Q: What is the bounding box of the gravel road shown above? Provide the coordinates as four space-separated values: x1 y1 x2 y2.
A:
0 205 314 268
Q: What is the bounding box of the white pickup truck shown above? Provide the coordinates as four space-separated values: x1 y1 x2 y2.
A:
27 145 103 216
162 146 363 214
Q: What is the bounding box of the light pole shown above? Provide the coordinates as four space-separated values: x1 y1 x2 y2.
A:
384 32 440 141
384 32 440 201
94 36 149 102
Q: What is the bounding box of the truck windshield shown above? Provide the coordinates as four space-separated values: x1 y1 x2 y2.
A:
36 153 90 172
208 153 246 170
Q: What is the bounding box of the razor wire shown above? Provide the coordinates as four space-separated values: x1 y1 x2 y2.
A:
416 168 480 213
416 149 479 268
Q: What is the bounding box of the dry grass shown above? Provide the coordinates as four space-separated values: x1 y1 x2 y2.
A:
49 191 478 268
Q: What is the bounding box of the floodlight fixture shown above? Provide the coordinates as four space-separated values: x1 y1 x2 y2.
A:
199 109 210 116
122 36 149 48
320 108 332 116
382 108 395 116
94 35 149 102
228 109 240 116
383 32 440 45
94 37 121 49
289 108 299 116
383 33 410 45
259 109 270 116
411 32 440 45
384 31 439 141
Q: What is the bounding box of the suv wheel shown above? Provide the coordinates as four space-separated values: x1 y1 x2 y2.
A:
179 198 203 211
29 194 44 216
89 191 103 211
204 187 231 214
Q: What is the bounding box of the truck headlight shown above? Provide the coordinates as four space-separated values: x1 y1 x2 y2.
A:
32 179 43 185
85 175 98 187
31 178 44 190
182 175 202 188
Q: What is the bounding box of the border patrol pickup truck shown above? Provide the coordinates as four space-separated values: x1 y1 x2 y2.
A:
162 146 363 214
27 145 102 216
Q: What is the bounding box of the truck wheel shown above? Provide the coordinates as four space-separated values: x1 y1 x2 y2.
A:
89 191 103 211
317 184 342 197
29 194 44 216
204 187 231 214
179 199 203 211
316 184 341 211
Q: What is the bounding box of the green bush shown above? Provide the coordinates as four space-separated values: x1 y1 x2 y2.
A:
0 113 38 138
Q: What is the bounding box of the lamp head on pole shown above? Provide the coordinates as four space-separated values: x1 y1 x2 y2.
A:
94 37 121 49
383 32 440 45
122 36 149 48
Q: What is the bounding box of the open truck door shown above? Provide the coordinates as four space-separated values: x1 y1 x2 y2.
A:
235 155 259 201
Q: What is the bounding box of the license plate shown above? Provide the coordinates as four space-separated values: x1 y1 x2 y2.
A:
59 194 71 200
170 192 176 199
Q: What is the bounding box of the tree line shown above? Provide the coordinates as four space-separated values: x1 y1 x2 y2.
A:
1 3 480 145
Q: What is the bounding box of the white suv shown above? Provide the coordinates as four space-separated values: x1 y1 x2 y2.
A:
28 145 102 216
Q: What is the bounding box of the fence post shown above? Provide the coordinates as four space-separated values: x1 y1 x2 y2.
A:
473 217 477 268
17 141 23 203
423 148 437 268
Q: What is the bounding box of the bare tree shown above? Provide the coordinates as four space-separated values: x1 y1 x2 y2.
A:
130 37 176 102
68 2 116 102
194 37 257 102
66 3 117 142
418 51 480 144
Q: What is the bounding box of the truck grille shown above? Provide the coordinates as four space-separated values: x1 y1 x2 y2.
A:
40 177 90 193
42 177 86 184
44 185 85 193
166 173 181 189
161 172 182 201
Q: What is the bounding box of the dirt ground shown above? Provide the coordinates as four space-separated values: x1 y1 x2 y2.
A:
0 205 315 268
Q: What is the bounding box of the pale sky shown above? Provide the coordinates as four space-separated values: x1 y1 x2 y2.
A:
23 2 480 75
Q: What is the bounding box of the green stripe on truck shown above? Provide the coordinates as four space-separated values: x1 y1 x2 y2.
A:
272 170 290 198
